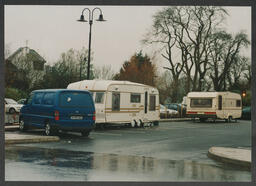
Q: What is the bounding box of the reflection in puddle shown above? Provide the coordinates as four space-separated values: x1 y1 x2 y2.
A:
5 146 251 181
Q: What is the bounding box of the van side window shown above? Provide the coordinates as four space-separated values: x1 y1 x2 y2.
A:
112 92 120 111
149 95 156 111
236 100 241 107
90 92 95 99
27 93 34 104
42 93 55 105
131 93 141 103
95 92 104 104
33 93 44 105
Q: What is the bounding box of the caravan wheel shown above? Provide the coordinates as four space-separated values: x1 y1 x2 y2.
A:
137 120 143 128
131 120 136 128
228 116 233 123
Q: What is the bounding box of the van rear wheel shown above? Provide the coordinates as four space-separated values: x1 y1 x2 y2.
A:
81 130 90 137
45 122 57 136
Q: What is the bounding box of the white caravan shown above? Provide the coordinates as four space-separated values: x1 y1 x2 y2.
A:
186 91 242 122
67 80 160 127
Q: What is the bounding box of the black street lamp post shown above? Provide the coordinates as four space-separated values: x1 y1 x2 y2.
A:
77 7 106 80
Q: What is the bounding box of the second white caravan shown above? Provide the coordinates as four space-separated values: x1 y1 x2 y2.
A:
67 80 160 127
186 91 242 122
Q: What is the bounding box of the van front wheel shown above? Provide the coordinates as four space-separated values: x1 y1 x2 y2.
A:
19 119 27 132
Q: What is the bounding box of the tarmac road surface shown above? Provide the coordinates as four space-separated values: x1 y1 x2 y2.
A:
5 120 251 181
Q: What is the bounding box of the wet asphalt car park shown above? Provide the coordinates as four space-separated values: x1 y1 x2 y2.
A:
5 120 251 181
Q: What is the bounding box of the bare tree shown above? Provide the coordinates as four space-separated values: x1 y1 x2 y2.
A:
94 65 115 80
208 31 250 91
143 6 228 97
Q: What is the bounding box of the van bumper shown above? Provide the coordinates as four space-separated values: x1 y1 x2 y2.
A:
52 120 95 131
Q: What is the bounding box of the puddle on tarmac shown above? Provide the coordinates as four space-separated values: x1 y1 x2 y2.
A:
5 146 251 181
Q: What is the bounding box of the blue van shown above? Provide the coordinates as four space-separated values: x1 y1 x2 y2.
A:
19 89 95 136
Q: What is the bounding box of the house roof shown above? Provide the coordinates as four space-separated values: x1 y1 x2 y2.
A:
6 47 46 63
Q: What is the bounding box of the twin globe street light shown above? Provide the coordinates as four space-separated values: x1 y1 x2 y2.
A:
77 7 106 80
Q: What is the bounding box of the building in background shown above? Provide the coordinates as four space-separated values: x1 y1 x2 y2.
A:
6 46 46 88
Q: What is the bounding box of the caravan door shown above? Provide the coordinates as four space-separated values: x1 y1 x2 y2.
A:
217 95 225 119
146 93 158 121
144 91 148 114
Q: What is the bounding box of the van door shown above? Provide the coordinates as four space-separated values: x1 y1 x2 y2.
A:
21 92 34 125
40 92 55 125
30 92 45 127
58 91 95 125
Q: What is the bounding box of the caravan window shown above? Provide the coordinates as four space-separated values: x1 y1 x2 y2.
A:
190 98 212 108
236 100 241 107
95 92 104 104
149 95 156 111
112 92 120 111
131 93 141 103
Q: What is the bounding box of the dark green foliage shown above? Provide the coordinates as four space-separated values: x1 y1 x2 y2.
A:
5 87 28 101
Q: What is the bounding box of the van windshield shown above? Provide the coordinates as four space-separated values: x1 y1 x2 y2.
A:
190 98 212 108
59 91 93 108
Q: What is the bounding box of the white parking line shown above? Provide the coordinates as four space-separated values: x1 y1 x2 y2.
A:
92 132 122 136
114 130 146 134
157 126 210 130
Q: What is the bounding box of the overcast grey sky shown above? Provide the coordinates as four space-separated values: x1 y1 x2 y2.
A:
5 6 251 73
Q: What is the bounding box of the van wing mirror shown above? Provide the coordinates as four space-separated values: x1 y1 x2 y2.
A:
24 99 28 105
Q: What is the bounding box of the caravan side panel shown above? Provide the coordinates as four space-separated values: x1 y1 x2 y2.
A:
105 84 144 124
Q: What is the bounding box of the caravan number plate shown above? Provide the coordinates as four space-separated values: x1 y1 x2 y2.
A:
71 116 83 120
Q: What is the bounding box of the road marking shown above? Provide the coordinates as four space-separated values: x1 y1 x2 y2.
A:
157 126 210 130
112 130 146 134
92 132 122 136
96 130 147 134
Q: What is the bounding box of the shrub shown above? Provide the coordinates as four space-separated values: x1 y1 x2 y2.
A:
5 87 28 101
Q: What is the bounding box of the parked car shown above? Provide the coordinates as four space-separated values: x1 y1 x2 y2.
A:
17 99 26 105
160 104 178 118
19 89 96 136
241 106 251 120
165 103 187 117
5 98 24 114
